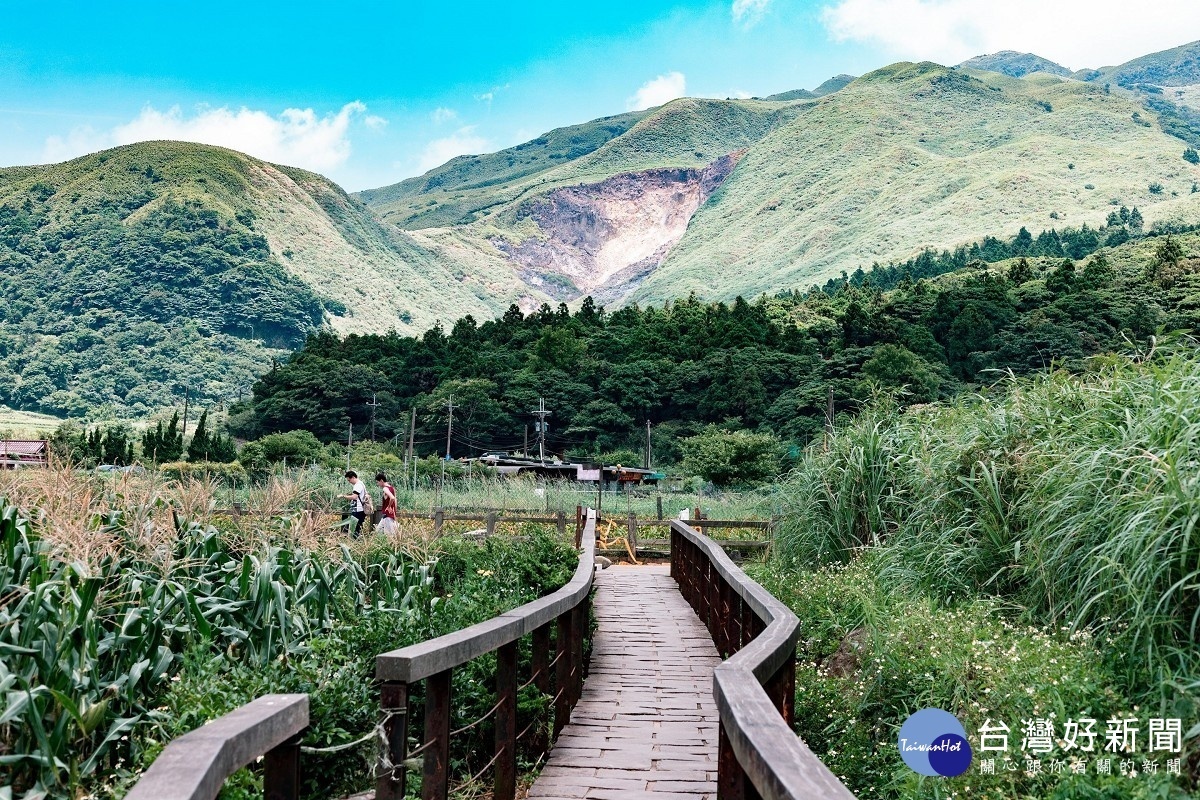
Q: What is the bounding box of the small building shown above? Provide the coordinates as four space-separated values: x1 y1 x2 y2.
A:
471 453 661 487
0 440 49 469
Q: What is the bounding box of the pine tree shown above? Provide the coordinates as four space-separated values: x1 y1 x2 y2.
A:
1129 207 1144 233
1008 257 1034 285
161 412 183 461
1185 147 1200 165
187 409 211 462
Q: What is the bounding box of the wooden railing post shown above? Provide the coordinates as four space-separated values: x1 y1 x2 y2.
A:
556 510 566 537
718 578 732 657
766 648 797 728
554 609 573 735
424 669 452 800
719 725 750 800
433 508 444 537
377 681 408 800
531 621 553 758
572 591 589 704
264 734 301 800
495 641 518 800
486 511 497 536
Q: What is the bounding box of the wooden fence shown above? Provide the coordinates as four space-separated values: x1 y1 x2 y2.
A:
123 512 596 800
671 519 855 800
374 510 598 800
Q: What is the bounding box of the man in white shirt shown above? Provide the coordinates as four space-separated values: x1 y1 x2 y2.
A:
341 470 368 537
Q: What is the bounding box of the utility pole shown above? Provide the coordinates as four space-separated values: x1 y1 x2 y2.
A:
346 420 353 471
182 387 190 436
407 408 416 491
645 420 652 470
532 398 551 463
824 385 835 450
366 393 380 442
523 425 529 458
444 395 455 461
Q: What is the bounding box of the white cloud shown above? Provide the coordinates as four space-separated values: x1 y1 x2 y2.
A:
42 125 107 164
475 84 510 106
42 102 369 173
365 114 388 131
821 0 1200 70
732 0 773 27
627 72 687 111
431 107 458 124
416 126 492 174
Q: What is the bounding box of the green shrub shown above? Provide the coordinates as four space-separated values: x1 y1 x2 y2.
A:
160 460 246 484
681 427 782 487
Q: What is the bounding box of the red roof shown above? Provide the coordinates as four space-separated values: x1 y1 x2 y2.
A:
0 440 48 456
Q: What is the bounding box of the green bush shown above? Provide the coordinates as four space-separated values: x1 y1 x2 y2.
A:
770 351 1200 796
680 427 782 487
160 460 246 484
750 556 1188 799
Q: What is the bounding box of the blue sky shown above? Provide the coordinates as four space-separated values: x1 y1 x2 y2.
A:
2 0 1196 190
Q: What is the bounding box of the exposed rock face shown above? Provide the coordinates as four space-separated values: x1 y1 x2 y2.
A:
494 152 741 303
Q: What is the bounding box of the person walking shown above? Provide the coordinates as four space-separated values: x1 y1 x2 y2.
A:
376 472 398 534
341 470 368 537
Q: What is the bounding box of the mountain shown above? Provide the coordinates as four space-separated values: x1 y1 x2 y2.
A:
7 43 1200 421
957 51 1071 78
363 59 1200 307
0 142 544 417
962 42 1200 147
1086 39 1200 88
763 74 856 101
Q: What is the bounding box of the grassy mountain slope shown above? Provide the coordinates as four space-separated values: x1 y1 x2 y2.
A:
357 111 649 228
1088 39 1200 87
958 51 1071 78
628 63 1200 303
360 98 811 231
763 73 856 101
0 142 542 416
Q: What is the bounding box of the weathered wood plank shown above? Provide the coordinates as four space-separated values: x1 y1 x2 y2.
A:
126 694 308 800
376 513 596 683
670 520 856 800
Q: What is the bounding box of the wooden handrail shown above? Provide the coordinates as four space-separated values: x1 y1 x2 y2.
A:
125 694 308 800
375 509 597 800
670 520 856 800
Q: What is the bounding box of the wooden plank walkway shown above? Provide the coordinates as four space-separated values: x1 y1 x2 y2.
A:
527 565 721 800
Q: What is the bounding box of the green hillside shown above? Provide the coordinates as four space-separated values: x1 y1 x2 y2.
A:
0 142 543 417
632 63 1200 303
1088 39 1200 87
957 50 1070 77
360 55 1200 310
360 97 812 231
357 110 649 228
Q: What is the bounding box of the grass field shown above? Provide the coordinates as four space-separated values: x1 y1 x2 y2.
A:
0 406 64 437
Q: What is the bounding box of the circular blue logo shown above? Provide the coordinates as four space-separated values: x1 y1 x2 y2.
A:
897 708 973 777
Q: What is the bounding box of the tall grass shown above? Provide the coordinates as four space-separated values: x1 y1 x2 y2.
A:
0 465 580 798
775 349 1200 694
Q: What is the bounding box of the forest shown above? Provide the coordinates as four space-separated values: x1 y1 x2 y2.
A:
240 221 1200 470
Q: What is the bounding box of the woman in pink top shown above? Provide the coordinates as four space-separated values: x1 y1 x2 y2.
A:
376 472 398 534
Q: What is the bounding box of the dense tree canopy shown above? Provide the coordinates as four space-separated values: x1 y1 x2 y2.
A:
243 230 1200 464
0 175 325 417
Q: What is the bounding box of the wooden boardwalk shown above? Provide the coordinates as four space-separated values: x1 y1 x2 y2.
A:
527 565 721 800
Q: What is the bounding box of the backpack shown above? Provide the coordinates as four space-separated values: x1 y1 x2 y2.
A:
361 486 375 515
